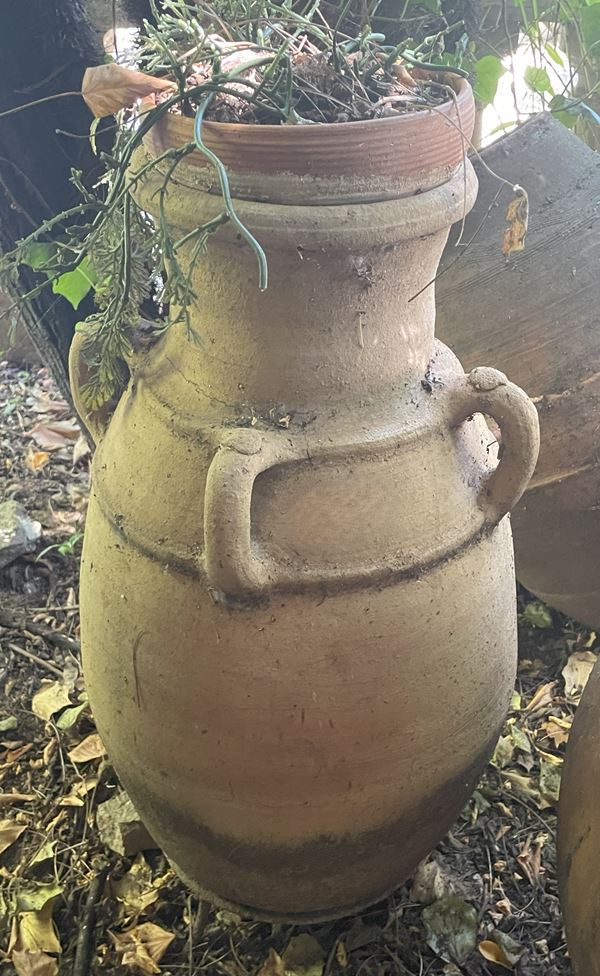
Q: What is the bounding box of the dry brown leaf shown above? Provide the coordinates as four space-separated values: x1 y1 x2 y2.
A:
502 187 529 258
112 921 175 974
82 63 175 118
2 744 33 766
539 715 571 748
562 650 597 702
28 418 80 450
25 450 50 473
10 901 62 955
524 681 556 714
257 949 285 976
72 433 91 466
0 792 35 805
335 941 348 969
11 951 58 976
111 855 160 920
67 733 106 763
479 940 513 970
0 818 26 854
32 682 72 722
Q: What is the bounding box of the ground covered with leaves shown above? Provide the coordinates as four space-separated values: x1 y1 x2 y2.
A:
0 361 588 975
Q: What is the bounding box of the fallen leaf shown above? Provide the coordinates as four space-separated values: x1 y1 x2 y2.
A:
25 450 50 473
539 759 561 805
479 930 524 971
540 716 571 748
55 701 89 731
257 948 285 976
28 418 80 450
28 840 56 869
411 859 451 905
111 855 159 919
72 433 91 466
3 744 33 766
0 793 36 806
31 682 72 722
0 819 26 854
282 934 325 976
524 682 556 714
15 882 63 914
562 650 597 702
422 896 478 965
11 951 58 976
0 716 18 733
522 601 552 629
82 63 175 118
502 186 529 258
335 941 348 969
111 921 175 974
68 733 106 763
502 770 550 809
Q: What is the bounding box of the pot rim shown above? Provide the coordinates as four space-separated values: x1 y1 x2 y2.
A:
142 76 475 195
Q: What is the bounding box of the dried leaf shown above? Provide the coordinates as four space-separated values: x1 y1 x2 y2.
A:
0 793 36 806
28 418 80 450
111 921 175 974
524 681 556 714
111 855 159 919
539 759 561 805
0 819 26 854
82 63 175 118
11 951 58 976
502 187 529 258
540 716 571 748
15 882 63 914
28 840 56 869
562 650 597 702
411 859 450 905
67 733 106 763
282 935 325 976
479 940 514 970
335 941 348 969
72 433 91 466
257 948 285 976
31 682 72 722
9 901 62 958
422 896 478 965
25 450 50 473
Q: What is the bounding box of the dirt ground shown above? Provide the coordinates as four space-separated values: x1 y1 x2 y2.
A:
0 361 589 976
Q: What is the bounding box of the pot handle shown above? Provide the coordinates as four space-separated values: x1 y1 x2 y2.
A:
447 366 539 526
68 332 112 445
203 428 295 597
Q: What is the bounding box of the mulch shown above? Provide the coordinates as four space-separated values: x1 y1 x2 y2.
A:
0 361 583 975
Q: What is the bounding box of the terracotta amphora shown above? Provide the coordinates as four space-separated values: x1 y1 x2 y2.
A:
558 658 600 975
436 114 600 627
70 79 539 921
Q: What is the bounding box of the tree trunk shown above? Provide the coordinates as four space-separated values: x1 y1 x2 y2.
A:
0 1 106 401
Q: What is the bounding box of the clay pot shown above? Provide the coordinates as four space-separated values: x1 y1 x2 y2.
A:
558 660 600 975
71 80 539 920
436 115 600 627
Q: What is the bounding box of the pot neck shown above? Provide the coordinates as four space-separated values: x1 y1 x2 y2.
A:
138 162 477 415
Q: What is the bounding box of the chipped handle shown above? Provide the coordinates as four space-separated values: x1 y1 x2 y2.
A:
447 366 540 525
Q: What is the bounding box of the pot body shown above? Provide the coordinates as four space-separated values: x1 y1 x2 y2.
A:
436 114 600 626
558 659 600 975
73 104 539 919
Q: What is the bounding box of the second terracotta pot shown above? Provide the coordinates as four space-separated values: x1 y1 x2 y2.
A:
436 114 600 627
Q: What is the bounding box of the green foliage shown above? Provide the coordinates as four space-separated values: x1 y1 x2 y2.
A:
474 54 505 105
52 257 96 310
524 65 554 95
582 4 600 61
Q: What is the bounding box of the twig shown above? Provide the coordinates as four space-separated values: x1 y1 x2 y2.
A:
7 643 64 679
72 864 110 976
0 608 80 654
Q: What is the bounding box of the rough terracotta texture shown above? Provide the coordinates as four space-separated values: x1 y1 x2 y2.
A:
558 659 600 975
436 114 600 627
72 90 539 920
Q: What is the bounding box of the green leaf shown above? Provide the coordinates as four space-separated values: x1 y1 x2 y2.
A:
52 257 96 309
544 43 564 66
549 94 581 129
20 242 57 271
524 65 554 95
522 600 553 628
473 55 505 105
582 4 600 60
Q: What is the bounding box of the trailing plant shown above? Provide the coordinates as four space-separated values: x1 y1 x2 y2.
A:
0 0 470 407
